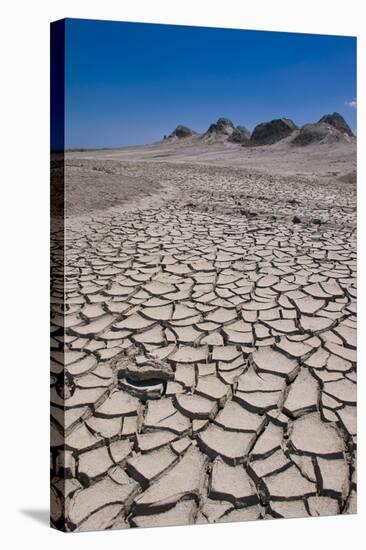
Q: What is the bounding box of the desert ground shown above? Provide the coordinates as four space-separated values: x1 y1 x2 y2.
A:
51 130 356 531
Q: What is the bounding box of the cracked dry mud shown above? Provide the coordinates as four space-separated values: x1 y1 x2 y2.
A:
51 155 356 531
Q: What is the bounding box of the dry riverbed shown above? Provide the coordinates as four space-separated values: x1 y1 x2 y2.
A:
51 143 356 531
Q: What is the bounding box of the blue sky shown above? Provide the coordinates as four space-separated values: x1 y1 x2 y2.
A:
64 19 356 148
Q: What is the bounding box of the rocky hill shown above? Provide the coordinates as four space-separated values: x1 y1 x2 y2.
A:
318 112 354 137
292 123 347 146
228 125 251 144
250 118 297 146
205 117 235 136
292 113 355 146
162 113 354 149
165 125 197 140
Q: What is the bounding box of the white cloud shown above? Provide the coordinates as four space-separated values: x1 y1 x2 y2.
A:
345 99 357 108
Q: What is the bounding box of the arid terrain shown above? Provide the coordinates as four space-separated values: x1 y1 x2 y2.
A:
51 126 356 531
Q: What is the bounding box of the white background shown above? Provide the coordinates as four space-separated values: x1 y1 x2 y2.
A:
0 0 364 548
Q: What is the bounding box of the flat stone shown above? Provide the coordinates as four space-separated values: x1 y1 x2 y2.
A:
274 337 312 358
195 375 229 402
65 423 101 452
242 300 277 311
250 422 284 458
78 445 114 479
324 379 356 405
257 275 279 288
209 458 258 505
206 308 238 323
122 416 138 436
324 342 356 363
334 324 356 348
105 283 133 296
305 347 329 369
197 423 254 464
292 296 325 314
144 281 176 295
175 394 218 419
304 283 331 299
235 390 282 413
173 304 200 320
212 345 242 362
300 315 334 333
72 314 114 337
264 464 316 499
97 347 123 361
223 329 253 345
114 314 154 331
87 416 123 438
201 331 225 346
133 445 208 512
217 505 261 523
290 454 316 482
169 345 208 364
307 496 339 516
172 325 202 344
317 457 349 496
143 304 173 321
68 476 138 526
218 355 245 372
74 504 124 532
109 439 133 464
133 325 165 345
270 500 308 518
132 500 197 528
81 303 106 319
197 499 233 523
58 349 85 365
321 280 344 297
321 393 342 411
327 353 353 372
336 405 356 436
237 367 285 392
127 447 178 486
55 386 107 409
171 437 192 456
95 391 139 417
174 364 195 388
215 401 264 432
264 318 298 334
77 372 112 389
144 398 190 434
136 431 177 452
252 347 298 378
283 368 319 418
290 413 344 457
250 449 290 479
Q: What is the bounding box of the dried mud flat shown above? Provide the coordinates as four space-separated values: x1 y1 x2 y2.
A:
51 141 356 531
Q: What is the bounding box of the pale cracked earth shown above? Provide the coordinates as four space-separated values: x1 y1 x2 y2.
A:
51 154 356 531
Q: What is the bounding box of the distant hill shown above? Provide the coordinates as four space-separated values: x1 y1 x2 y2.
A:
292 123 351 146
165 125 198 140
228 126 251 144
318 112 354 137
250 118 297 146
162 113 354 148
200 118 235 143
205 117 235 136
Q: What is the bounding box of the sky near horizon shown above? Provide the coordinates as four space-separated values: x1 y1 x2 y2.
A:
64 18 356 149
